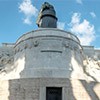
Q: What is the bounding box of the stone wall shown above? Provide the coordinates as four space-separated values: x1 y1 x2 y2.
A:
83 46 100 60
0 29 100 100
0 78 100 100
0 44 14 71
13 29 84 79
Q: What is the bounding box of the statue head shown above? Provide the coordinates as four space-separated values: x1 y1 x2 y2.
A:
41 2 54 11
36 2 58 28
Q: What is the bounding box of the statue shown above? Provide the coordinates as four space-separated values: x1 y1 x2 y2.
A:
36 2 58 28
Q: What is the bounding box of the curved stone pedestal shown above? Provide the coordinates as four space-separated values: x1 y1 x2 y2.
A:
14 28 84 79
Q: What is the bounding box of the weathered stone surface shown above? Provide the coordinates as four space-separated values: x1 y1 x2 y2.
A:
0 78 100 100
0 28 100 82
0 29 100 100
0 44 14 71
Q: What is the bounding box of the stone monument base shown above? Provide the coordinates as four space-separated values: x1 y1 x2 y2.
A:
0 78 100 100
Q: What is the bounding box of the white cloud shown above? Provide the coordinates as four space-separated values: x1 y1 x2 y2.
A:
19 0 38 25
90 12 96 18
76 0 83 4
57 22 65 30
69 13 95 45
23 17 32 24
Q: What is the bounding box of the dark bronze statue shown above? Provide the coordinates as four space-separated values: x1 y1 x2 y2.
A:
36 2 58 28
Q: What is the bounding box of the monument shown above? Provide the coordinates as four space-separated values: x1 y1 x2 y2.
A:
36 2 57 28
0 2 100 100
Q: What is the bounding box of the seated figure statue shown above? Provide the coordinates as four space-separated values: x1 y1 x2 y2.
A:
36 2 57 28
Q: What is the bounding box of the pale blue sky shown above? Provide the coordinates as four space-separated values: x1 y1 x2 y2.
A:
0 0 100 48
